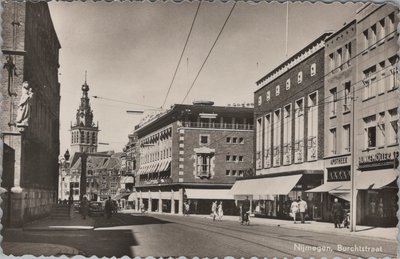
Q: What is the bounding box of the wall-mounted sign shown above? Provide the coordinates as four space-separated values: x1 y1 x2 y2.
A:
358 151 399 171
327 166 351 182
330 156 348 166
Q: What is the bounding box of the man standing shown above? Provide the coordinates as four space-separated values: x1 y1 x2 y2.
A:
241 196 251 224
211 201 217 221
298 196 308 224
331 198 343 228
105 196 113 219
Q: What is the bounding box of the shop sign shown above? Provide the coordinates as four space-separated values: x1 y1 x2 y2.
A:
327 166 351 181
358 151 399 171
330 156 348 166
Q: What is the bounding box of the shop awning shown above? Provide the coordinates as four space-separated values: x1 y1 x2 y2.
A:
128 193 137 201
356 169 398 190
112 193 130 200
231 174 302 197
122 176 134 184
306 181 346 193
330 192 351 202
185 188 233 200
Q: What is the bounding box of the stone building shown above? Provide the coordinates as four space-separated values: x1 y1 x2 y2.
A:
232 33 331 219
0 2 61 226
130 102 254 215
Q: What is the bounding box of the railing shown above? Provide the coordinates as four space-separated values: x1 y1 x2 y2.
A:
181 121 253 130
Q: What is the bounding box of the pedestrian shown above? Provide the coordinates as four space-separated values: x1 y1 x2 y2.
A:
290 198 299 223
211 201 217 221
218 201 224 221
331 198 343 228
81 196 88 220
241 196 251 225
298 196 308 224
105 196 113 219
184 201 190 216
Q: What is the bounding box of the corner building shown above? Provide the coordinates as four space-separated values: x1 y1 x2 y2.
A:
232 34 331 219
131 102 253 215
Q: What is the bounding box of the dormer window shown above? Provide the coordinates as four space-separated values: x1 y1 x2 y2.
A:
286 79 291 90
258 96 262 106
276 85 280 96
266 91 270 101
298 71 303 84
311 63 316 76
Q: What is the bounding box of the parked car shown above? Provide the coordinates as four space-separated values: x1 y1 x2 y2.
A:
88 201 104 216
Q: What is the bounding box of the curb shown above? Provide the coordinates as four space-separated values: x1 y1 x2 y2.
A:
23 226 94 231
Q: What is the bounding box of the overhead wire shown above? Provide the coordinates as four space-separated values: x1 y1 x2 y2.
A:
181 1 237 104
161 1 202 109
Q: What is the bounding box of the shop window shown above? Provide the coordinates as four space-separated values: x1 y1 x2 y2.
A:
310 63 316 76
286 79 291 90
297 71 303 84
327 167 350 181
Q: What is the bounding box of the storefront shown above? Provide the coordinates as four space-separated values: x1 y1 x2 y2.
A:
231 171 323 220
356 151 398 227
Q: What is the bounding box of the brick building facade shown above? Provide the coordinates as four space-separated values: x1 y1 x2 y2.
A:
130 102 253 215
0 2 61 226
232 33 331 219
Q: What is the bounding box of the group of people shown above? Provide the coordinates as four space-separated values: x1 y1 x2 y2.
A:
289 196 308 224
331 198 350 228
79 196 114 220
211 201 224 221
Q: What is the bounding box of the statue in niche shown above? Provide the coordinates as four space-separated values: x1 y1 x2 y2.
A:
16 81 33 130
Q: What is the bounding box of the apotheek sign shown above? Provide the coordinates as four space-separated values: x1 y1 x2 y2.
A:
358 151 399 170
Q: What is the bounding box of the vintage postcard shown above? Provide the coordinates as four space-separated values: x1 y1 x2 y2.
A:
0 0 398 258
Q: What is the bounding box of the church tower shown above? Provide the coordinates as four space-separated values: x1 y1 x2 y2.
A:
70 74 99 154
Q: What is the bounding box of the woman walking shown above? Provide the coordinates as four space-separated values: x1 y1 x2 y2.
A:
290 198 299 223
217 201 224 221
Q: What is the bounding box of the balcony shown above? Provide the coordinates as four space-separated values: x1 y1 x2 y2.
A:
181 121 253 130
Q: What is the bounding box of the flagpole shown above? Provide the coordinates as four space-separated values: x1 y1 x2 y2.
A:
285 1 289 58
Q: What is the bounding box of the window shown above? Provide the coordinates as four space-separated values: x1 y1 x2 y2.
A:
232 137 237 144
232 155 237 162
80 131 84 143
239 137 244 144
307 92 318 161
388 12 395 34
364 116 377 148
226 155 231 162
363 66 377 100
389 56 399 90
330 88 337 116
343 82 351 112
297 71 303 84
226 170 230 176
283 104 292 165
256 117 263 169
238 170 244 176
294 98 304 163
263 113 272 168
273 109 281 166
377 112 385 147
343 124 351 153
378 61 386 95
370 24 377 47
258 96 262 106
286 79 291 90
389 109 399 145
329 128 337 155
226 137 231 143
363 29 369 50
276 85 280 96
266 91 271 101
378 18 385 41
336 49 342 71
344 43 351 66
238 156 243 162
232 170 237 176
329 53 335 72
200 135 209 145
196 153 213 177
310 63 316 76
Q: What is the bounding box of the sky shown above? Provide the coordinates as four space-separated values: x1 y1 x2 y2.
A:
48 1 362 153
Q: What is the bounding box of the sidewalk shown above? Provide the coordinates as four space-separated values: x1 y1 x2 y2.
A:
2 211 92 256
192 214 398 242
121 209 397 242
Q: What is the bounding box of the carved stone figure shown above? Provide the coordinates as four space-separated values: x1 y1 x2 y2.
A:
16 81 33 129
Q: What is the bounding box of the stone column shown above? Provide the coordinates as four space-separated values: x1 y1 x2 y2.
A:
148 190 152 212
171 190 175 214
178 188 183 215
158 190 162 213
